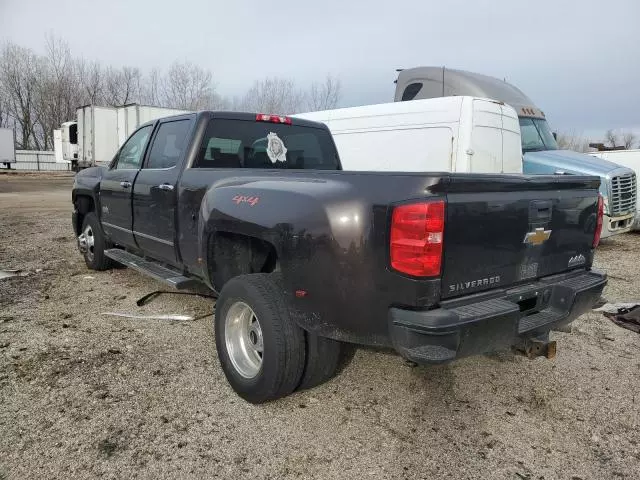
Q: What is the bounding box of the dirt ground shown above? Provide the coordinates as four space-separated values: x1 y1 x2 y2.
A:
1 172 639 480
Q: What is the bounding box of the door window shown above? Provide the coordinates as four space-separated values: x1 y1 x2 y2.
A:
145 120 191 169
115 126 152 170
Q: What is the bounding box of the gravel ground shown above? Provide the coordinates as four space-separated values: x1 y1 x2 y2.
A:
1 172 639 480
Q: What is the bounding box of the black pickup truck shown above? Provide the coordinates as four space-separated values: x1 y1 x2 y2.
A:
72 111 607 403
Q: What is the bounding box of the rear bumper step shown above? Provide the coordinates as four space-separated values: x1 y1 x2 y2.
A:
104 249 201 290
389 270 606 364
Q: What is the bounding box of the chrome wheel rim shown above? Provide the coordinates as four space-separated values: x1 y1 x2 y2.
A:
224 302 263 379
79 225 95 261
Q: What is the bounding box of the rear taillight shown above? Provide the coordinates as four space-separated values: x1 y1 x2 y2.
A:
593 195 604 248
256 113 292 124
390 201 445 277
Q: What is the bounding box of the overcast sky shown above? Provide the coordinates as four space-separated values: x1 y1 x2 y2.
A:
1 0 639 138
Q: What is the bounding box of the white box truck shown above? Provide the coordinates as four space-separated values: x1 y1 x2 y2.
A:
66 104 190 170
116 104 190 146
295 96 522 173
0 127 16 169
76 105 119 169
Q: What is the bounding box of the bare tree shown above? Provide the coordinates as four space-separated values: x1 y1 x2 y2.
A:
33 35 82 149
603 129 637 149
241 77 303 114
161 61 219 110
120 66 142 105
306 74 341 111
555 132 591 153
77 59 103 105
605 129 618 148
103 66 141 106
140 68 161 106
0 96 10 128
622 131 637 149
0 43 40 148
2 36 344 151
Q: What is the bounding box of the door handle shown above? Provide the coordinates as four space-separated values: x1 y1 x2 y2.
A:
158 183 175 192
120 181 131 188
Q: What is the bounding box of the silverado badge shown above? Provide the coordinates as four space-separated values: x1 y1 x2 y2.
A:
523 227 551 246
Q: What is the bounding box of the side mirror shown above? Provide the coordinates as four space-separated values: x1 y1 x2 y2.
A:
552 132 557 140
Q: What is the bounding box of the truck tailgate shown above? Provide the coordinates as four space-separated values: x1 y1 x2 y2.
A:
438 175 600 299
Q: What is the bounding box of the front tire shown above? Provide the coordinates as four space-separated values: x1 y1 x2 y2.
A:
79 213 112 271
215 274 305 403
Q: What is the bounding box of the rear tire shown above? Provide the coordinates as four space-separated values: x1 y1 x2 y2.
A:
297 334 351 391
215 274 305 403
79 213 112 271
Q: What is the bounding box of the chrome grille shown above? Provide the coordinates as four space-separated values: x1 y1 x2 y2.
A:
610 172 637 216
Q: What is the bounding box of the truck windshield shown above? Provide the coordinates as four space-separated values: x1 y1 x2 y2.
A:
519 117 559 152
195 119 341 170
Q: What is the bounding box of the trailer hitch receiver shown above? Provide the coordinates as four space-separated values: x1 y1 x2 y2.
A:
517 338 557 360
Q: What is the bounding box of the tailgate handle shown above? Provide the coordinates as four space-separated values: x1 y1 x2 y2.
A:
530 200 552 221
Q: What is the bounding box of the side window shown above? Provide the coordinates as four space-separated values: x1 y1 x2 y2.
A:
145 120 191 169
115 126 152 170
401 82 423 101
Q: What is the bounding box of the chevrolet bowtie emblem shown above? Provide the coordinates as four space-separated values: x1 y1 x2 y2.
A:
523 228 552 246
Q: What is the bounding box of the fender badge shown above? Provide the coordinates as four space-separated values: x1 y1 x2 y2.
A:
232 195 259 206
523 228 551 246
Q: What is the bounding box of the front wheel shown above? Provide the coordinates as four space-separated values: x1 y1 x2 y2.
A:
215 274 306 403
78 212 112 271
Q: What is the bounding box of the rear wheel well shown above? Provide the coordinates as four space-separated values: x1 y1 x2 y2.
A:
207 232 278 292
74 195 95 234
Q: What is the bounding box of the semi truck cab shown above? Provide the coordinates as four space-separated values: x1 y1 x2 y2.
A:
394 67 637 238
60 121 79 170
519 113 636 236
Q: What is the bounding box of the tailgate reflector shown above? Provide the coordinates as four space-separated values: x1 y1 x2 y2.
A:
390 201 445 277
593 195 604 248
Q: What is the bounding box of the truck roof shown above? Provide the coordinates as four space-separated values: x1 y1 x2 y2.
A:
137 111 330 131
395 67 543 118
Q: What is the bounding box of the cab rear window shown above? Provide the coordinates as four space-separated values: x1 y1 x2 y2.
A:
193 119 340 170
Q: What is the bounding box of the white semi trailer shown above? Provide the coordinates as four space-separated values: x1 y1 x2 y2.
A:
0 127 16 169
